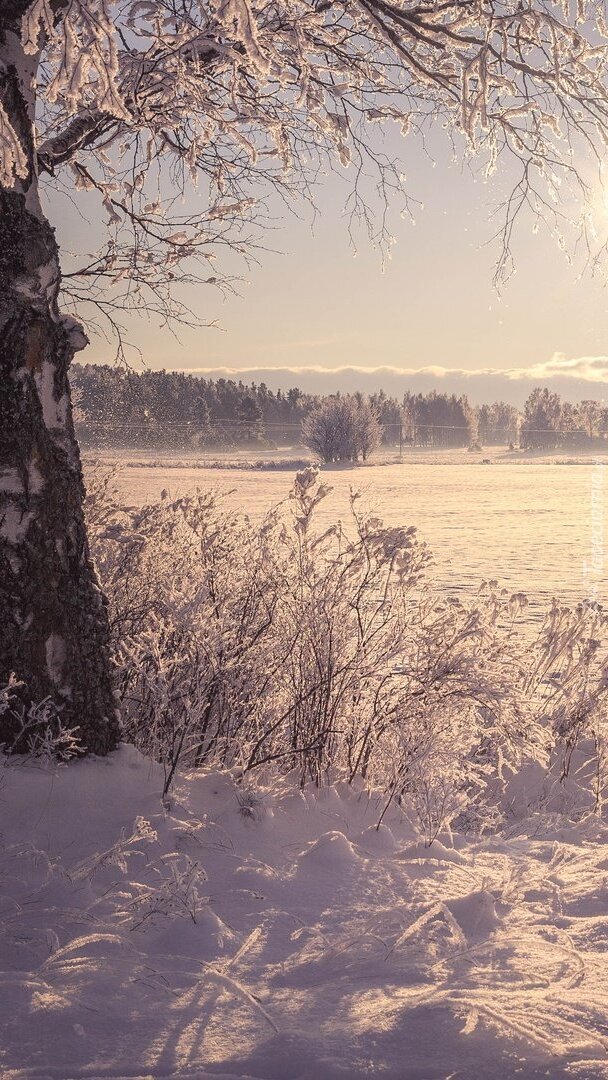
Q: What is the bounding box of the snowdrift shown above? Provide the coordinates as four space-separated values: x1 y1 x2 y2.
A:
2 746 608 1079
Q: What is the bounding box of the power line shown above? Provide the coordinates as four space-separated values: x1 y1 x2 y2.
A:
76 419 607 436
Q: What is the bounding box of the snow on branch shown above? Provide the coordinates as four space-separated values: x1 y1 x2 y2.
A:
2 0 608 318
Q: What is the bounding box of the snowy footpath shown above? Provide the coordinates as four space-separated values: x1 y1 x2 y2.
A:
2 746 608 1079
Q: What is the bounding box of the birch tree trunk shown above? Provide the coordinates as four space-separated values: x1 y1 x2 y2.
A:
0 5 119 754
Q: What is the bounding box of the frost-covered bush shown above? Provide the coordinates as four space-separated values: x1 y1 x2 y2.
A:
302 396 382 463
86 468 608 834
0 674 83 763
526 600 608 811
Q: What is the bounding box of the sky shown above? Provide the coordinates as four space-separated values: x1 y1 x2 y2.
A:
51 124 608 405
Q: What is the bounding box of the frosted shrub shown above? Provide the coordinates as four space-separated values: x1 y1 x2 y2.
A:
0 674 83 763
302 397 382 463
524 600 608 811
128 855 208 929
363 588 543 838
118 618 207 799
243 469 431 782
88 469 608 830
92 483 288 790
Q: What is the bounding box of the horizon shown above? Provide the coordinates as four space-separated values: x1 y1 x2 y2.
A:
56 126 608 389
79 357 608 409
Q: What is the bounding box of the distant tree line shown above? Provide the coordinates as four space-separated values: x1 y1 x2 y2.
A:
401 392 479 449
72 364 313 448
519 387 608 449
72 365 608 455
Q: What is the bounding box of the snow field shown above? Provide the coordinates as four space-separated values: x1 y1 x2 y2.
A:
3 746 608 1078
100 458 608 613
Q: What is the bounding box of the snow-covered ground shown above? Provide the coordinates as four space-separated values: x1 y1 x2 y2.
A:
84 445 608 470
85 453 607 613
3 746 608 1079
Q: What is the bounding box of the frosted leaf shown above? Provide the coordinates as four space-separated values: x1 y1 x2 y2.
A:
215 0 271 75
207 198 255 219
338 144 351 167
102 196 122 225
0 102 28 181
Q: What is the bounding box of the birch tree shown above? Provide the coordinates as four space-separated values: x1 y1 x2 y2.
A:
2 0 608 752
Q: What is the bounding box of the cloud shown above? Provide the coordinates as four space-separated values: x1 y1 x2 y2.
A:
177 355 608 382
518 353 608 382
176 363 491 378
171 355 608 405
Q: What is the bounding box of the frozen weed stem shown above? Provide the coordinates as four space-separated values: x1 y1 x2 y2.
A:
87 468 608 837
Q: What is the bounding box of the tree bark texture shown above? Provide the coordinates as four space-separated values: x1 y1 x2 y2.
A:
0 7 119 754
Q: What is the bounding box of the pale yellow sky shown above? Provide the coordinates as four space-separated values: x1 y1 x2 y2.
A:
51 127 608 389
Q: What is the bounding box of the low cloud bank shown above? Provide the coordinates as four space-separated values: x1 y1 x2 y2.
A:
174 353 608 405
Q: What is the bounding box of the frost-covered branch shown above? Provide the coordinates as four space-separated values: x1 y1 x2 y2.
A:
2 0 607 326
